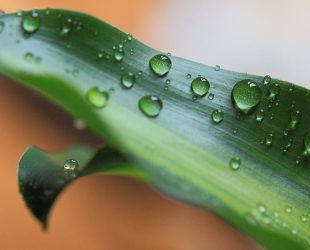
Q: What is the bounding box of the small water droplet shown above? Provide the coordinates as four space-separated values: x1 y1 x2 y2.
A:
187 73 192 79
214 65 220 71
264 133 274 148
291 229 298 236
60 18 73 36
191 77 210 97
255 109 265 124
208 93 214 100
232 79 262 114
300 213 308 223
63 159 79 179
303 132 310 157
127 33 133 41
97 52 104 59
138 95 163 118
285 206 293 214
283 139 293 154
263 75 271 85
229 157 241 170
121 72 135 89
164 79 171 90
288 110 302 130
268 83 280 100
233 128 238 135
24 52 34 61
21 12 40 34
211 109 224 124
86 87 109 108
149 54 172 76
130 48 134 55
258 204 266 213
0 21 4 33
288 85 294 93
114 50 124 62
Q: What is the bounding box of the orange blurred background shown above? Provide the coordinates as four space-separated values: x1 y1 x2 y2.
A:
2 0 309 249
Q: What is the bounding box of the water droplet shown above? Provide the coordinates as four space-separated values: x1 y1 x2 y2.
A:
264 134 274 148
127 33 133 41
211 109 224 124
296 156 301 165
232 79 262 114
303 132 310 156
191 77 210 97
187 73 192 79
268 83 280 100
97 52 104 59
164 79 171 90
300 213 308 223
263 75 271 85
63 159 79 179
121 72 135 89
233 128 238 135
255 109 265 124
138 95 162 118
24 52 34 61
130 48 134 55
229 157 241 170
0 21 4 33
288 110 302 130
86 87 109 108
60 18 73 36
258 204 266 213
214 65 220 71
16 10 23 17
114 50 124 62
21 12 40 34
208 93 214 100
291 229 298 236
288 85 294 93
285 206 292 214
283 139 292 154
73 119 86 130
149 54 172 76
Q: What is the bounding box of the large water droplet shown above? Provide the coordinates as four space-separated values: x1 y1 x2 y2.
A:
86 87 109 108
229 157 241 170
303 132 310 156
255 109 265 124
0 21 4 33
149 54 172 76
121 72 135 89
232 79 262 114
22 12 40 34
60 18 73 36
63 159 79 179
191 77 210 97
114 50 124 62
139 95 162 118
211 109 224 124
288 110 302 130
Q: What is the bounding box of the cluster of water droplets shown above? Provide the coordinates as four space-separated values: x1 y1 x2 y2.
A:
7 10 309 176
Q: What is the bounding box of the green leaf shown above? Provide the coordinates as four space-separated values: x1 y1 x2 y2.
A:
0 9 309 250
18 145 148 227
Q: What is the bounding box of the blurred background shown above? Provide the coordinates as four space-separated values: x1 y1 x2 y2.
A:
0 0 309 249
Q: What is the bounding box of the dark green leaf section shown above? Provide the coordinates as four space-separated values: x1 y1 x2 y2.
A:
0 9 309 250
18 145 147 227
